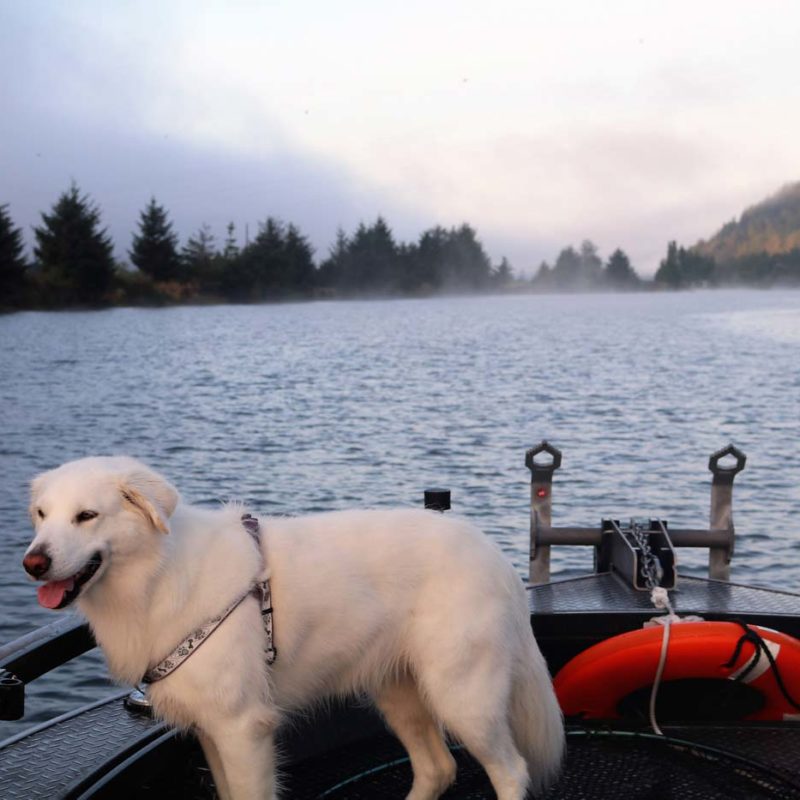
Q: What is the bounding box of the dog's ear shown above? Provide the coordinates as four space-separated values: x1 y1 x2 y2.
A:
120 467 179 534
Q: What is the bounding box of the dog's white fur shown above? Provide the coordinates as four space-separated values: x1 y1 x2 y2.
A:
25 456 564 800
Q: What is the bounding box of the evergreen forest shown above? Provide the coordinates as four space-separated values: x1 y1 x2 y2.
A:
2 181 800 311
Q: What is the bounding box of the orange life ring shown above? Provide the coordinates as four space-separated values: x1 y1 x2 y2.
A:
553 621 800 722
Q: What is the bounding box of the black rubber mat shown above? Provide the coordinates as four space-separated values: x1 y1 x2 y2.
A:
280 730 800 800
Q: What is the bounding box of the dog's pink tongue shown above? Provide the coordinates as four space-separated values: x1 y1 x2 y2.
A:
37 579 74 609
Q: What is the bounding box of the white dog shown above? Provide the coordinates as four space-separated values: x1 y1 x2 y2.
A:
23 456 563 800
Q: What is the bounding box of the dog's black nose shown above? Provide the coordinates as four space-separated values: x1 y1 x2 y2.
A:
23 550 51 578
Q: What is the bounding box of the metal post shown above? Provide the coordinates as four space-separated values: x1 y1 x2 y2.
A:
525 441 562 585
707 444 746 581
424 489 451 512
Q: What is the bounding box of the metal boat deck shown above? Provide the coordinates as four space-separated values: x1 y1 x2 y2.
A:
530 573 800 671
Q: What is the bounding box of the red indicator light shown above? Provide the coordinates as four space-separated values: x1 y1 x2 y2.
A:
536 487 548 498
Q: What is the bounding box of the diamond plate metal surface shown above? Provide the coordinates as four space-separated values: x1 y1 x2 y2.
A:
529 573 800 617
0 695 164 800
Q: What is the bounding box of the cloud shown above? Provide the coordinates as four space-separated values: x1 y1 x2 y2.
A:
0 105 418 263
3 1 800 276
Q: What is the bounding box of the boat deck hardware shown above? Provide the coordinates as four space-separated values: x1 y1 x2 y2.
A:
123 687 153 717
527 441 743 584
0 671 24 721
597 519 677 591
423 488 451 511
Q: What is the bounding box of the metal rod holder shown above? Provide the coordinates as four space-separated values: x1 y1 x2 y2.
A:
525 441 562 585
707 444 746 580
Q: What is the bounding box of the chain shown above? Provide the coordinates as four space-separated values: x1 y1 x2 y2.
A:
630 520 663 590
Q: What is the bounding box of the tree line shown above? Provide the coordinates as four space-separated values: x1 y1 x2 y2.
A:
3 183 798 310
531 240 640 290
1 185 511 309
534 237 800 290
652 241 800 287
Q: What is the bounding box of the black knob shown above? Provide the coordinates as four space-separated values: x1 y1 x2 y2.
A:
424 489 451 512
0 671 24 721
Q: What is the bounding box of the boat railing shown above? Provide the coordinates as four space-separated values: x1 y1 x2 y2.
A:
0 616 93 721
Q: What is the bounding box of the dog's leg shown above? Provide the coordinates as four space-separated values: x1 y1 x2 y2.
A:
198 729 233 800
374 675 457 800
451 724 529 800
204 714 278 800
418 663 530 800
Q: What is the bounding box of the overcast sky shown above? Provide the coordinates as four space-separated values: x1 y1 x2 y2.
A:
2 1 799 276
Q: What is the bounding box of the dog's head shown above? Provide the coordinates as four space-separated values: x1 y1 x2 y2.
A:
23 456 179 610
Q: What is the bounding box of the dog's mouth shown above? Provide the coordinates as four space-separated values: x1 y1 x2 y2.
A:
37 552 104 610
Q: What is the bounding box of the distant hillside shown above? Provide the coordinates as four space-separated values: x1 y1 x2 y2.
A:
688 182 800 286
696 182 800 263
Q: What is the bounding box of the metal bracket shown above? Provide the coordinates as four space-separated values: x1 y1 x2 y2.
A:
599 520 677 591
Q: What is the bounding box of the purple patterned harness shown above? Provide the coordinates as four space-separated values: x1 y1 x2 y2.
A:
142 514 276 684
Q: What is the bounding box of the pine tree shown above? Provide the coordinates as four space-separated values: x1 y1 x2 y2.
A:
494 256 514 284
34 183 115 303
552 246 582 288
284 223 316 289
605 248 639 287
655 241 683 287
445 224 492 288
243 218 287 294
222 222 240 263
343 217 400 291
234 218 316 297
130 198 180 281
318 228 351 289
579 240 603 285
655 242 716 288
181 224 217 285
412 226 449 289
0 204 28 303
532 261 552 287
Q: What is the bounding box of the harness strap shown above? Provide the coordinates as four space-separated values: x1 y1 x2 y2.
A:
142 514 276 684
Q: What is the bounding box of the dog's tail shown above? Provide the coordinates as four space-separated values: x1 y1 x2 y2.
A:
510 631 565 796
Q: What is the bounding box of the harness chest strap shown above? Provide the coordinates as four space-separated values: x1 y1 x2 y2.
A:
143 514 276 685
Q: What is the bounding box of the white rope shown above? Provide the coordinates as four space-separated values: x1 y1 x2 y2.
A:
648 587 676 736
644 587 706 735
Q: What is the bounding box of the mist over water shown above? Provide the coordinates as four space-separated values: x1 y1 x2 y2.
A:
1 289 799 738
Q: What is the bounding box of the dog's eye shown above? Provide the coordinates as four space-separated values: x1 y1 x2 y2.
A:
37 508 45 520
75 510 99 524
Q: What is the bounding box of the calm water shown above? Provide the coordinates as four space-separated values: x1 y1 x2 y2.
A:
1 289 799 738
